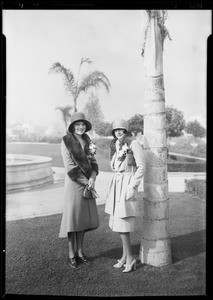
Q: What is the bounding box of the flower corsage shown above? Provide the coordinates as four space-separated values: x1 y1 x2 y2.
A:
117 143 130 162
84 140 99 199
88 141 97 156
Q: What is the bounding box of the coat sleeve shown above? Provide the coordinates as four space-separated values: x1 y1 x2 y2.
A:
129 139 145 188
88 153 99 181
61 139 89 186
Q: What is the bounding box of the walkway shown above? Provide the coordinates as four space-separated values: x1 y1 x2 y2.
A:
6 168 206 221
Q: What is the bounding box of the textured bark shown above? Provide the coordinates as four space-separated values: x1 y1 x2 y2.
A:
139 10 172 266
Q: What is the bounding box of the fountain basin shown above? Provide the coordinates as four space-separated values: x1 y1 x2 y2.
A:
6 154 54 192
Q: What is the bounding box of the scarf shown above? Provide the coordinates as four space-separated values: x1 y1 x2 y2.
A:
109 132 136 161
63 131 98 180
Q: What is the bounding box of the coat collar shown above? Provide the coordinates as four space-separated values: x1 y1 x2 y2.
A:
63 132 93 179
109 132 135 161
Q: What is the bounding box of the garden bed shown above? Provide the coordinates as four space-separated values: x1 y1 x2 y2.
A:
185 179 206 200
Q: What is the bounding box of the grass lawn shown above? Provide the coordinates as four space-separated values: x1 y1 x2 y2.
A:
5 192 206 297
6 142 112 172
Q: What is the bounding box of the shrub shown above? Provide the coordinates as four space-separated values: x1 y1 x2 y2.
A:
168 161 206 172
185 179 206 200
168 155 197 163
185 120 206 138
40 136 62 143
190 143 206 158
166 106 185 138
92 137 112 152
95 122 113 136
128 114 144 135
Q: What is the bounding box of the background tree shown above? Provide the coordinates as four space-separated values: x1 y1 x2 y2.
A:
166 106 185 139
55 105 73 129
49 58 111 112
128 114 144 135
83 93 104 135
185 120 206 138
96 121 113 137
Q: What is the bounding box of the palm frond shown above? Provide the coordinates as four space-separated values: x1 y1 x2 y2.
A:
55 105 72 127
49 62 76 96
78 71 111 96
80 57 93 65
55 105 73 114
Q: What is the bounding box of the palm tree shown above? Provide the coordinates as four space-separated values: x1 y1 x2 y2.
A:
55 105 73 129
49 58 111 112
139 10 172 267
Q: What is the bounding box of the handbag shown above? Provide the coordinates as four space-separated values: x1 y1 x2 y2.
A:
83 185 92 199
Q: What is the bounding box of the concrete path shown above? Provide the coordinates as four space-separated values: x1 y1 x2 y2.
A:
6 168 206 221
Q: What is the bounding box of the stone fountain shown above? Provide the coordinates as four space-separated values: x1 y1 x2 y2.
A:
6 154 54 192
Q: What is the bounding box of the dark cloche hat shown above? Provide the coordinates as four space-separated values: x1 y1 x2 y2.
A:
68 112 92 132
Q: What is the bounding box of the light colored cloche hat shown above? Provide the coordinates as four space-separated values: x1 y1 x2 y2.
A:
112 118 128 137
68 112 92 132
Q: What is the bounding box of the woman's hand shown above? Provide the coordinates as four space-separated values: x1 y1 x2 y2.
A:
88 178 95 190
126 185 136 201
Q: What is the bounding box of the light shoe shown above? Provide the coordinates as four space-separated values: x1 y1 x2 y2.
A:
122 258 137 273
113 259 126 268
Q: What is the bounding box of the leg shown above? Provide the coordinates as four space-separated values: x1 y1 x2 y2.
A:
113 233 128 268
76 230 85 257
68 232 76 258
76 230 91 264
120 232 133 265
119 232 127 262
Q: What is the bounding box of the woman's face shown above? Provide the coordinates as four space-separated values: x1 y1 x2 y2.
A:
74 121 86 135
114 129 125 140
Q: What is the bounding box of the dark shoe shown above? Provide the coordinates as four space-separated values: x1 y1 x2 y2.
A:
69 256 78 269
76 254 92 265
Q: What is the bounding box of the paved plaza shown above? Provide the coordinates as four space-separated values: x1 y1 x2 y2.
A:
6 168 206 221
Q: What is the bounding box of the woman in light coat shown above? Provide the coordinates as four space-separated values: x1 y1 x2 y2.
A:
105 118 145 273
59 112 99 269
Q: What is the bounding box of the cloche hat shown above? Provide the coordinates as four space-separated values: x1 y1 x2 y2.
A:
112 118 128 138
68 112 92 132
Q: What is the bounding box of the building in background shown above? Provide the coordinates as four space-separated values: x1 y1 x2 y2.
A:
7 123 34 141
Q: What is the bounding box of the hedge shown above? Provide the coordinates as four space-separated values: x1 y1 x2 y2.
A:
185 179 206 200
168 154 197 163
168 162 206 172
93 138 206 173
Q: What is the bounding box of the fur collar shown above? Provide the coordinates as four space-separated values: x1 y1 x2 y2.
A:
109 132 135 161
63 131 98 179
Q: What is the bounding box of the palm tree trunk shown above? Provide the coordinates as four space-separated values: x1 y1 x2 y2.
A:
139 10 172 266
73 98 77 112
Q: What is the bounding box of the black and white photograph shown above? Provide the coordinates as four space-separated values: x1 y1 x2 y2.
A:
2 5 211 297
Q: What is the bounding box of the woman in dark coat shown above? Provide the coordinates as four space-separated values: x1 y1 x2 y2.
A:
59 112 99 269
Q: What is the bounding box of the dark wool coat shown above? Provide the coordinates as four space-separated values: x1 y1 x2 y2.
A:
59 132 99 237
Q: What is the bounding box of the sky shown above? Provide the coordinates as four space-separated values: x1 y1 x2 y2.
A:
3 9 211 129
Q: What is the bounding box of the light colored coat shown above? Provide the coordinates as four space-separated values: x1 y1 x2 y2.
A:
105 139 145 219
59 139 99 237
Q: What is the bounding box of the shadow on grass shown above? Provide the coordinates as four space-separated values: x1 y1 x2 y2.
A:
171 229 206 263
89 243 146 270
90 243 140 259
90 229 206 267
